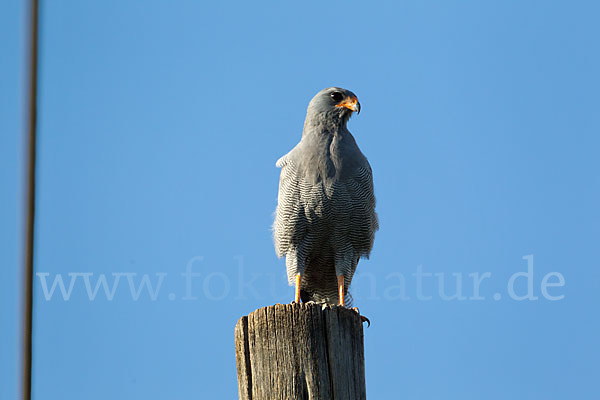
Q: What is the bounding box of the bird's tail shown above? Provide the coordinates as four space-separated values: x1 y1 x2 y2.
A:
300 256 353 306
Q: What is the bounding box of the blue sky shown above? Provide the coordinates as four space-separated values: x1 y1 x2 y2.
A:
2 1 599 399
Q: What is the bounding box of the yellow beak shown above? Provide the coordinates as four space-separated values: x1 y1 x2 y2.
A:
335 96 361 114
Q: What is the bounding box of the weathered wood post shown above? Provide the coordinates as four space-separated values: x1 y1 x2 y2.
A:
235 302 366 400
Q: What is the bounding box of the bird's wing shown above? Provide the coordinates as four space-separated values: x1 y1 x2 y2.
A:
275 155 288 168
273 154 307 258
336 161 379 258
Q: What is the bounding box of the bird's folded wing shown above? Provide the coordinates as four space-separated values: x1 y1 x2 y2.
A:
273 159 307 258
341 164 379 257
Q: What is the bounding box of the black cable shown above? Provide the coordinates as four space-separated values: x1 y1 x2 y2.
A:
22 0 39 398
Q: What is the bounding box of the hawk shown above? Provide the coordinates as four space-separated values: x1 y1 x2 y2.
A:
273 87 378 307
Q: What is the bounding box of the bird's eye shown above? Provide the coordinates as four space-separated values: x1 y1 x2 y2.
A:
330 92 344 102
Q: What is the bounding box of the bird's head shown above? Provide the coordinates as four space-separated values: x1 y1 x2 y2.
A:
306 87 361 127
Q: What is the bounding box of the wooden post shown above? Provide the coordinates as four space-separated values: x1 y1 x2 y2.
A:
235 303 366 400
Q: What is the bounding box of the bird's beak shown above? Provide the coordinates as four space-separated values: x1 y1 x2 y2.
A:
336 96 361 114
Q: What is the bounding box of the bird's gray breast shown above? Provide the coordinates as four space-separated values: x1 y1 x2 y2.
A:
274 129 377 261
296 133 370 231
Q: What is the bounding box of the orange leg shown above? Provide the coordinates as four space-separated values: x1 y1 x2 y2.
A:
337 275 345 306
294 274 301 303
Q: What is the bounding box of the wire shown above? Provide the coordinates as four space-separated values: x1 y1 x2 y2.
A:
22 0 39 399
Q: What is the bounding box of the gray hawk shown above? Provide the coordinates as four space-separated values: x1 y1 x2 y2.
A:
273 87 378 308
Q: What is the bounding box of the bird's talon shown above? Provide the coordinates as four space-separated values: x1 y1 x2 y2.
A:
351 307 370 327
360 315 371 327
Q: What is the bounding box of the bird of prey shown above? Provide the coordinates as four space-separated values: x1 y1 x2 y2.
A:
273 87 378 307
